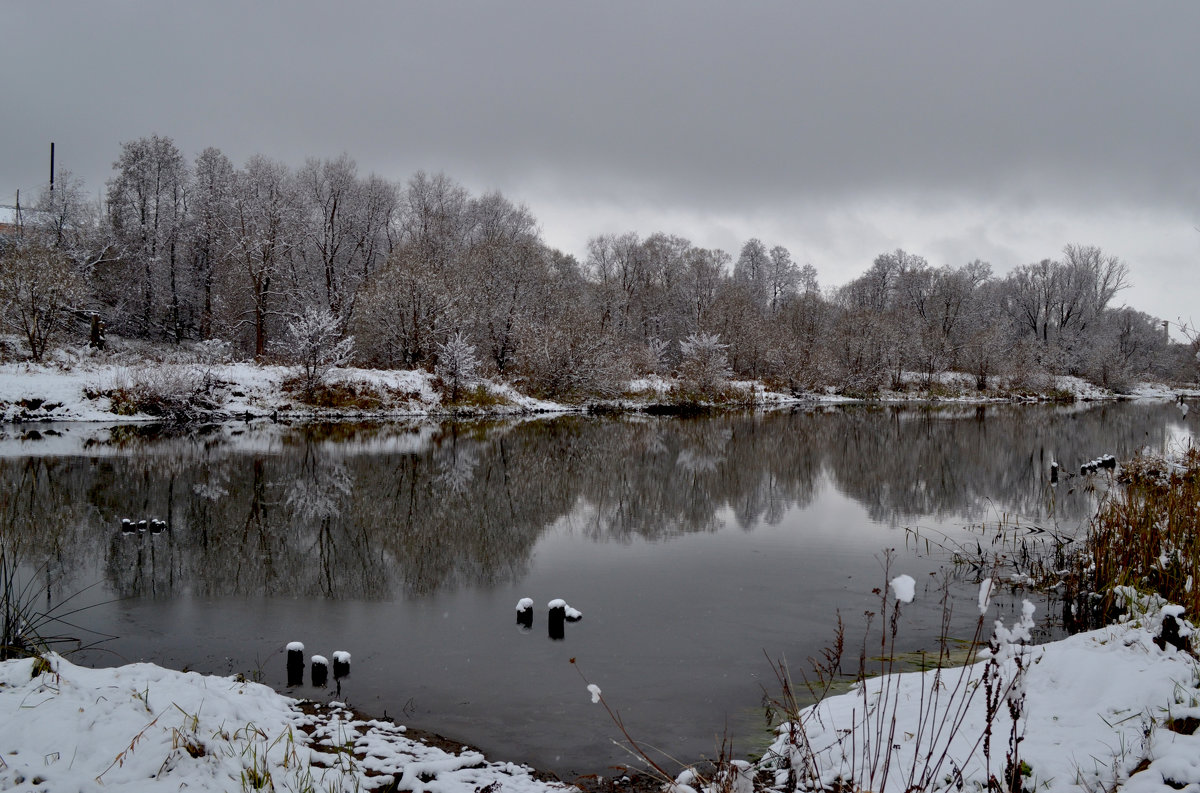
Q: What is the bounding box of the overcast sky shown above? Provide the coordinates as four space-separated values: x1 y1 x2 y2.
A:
4 2 1199 329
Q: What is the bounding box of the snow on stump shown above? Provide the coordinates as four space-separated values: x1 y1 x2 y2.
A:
548 599 567 641
516 597 534 631
311 654 328 687
333 650 351 680
286 642 305 687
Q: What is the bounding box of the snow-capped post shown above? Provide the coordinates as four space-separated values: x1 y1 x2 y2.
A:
150 519 166 534
137 519 148 533
548 599 567 640
516 597 533 631
311 655 328 687
286 642 304 687
120 518 135 535
1050 461 1059 484
332 651 351 680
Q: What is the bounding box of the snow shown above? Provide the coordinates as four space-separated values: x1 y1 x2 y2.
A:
587 683 603 703
548 598 567 609
333 651 351 664
978 577 995 614
565 606 583 620
889 574 916 603
0 654 570 793
0 358 570 424
516 597 534 611
1 351 1195 427
286 641 305 652
761 599 1200 793
311 654 328 666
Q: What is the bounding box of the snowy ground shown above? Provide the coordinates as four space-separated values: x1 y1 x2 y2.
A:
0 359 567 423
0 653 571 793
750 594 1200 793
1 354 1195 425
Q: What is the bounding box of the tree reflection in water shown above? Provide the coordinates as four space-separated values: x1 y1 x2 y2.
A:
0 401 1187 604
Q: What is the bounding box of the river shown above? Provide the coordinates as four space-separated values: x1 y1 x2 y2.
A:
1 400 1192 777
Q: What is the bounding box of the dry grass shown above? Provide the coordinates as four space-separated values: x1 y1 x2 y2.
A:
281 375 391 410
1071 446 1200 620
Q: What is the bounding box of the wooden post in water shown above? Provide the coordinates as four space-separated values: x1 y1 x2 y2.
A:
333 651 351 680
516 598 533 631
548 599 566 640
286 642 304 687
311 655 328 687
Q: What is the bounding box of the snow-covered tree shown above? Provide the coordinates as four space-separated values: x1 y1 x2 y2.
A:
435 331 480 402
229 155 302 357
106 135 191 340
678 331 731 395
277 306 354 396
189 147 235 341
0 241 86 361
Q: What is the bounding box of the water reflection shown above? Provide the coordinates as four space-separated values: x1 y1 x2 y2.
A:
0 402 1187 606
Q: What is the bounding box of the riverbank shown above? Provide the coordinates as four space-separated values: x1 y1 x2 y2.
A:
0 652 576 792
0 354 1193 424
752 595 1200 793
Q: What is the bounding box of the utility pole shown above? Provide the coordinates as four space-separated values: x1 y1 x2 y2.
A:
50 141 55 192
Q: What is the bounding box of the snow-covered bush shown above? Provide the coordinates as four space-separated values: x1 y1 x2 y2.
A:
435 331 480 402
678 332 731 395
275 306 354 397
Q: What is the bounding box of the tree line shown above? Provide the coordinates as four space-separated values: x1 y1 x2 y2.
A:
1 134 1195 396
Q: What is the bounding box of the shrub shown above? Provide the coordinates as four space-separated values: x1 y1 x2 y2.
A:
102 367 226 420
274 307 354 398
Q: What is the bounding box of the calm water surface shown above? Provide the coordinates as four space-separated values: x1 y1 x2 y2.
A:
2 402 1193 776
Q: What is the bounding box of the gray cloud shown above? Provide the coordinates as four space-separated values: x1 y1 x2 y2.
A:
4 1 1199 321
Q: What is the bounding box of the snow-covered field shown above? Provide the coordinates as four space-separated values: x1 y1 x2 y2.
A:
0 653 570 793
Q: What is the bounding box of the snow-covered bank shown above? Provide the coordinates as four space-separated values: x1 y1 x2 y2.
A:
0 360 568 423
1 358 1195 424
3 610 1198 793
757 603 1200 793
0 653 571 793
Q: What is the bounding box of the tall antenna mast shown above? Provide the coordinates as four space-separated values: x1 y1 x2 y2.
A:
50 141 55 191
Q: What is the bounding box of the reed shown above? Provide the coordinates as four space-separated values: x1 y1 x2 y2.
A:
1073 446 1200 621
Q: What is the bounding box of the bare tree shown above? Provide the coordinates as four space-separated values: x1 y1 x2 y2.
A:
106 135 191 340
190 147 234 340
0 241 85 361
228 155 302 358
